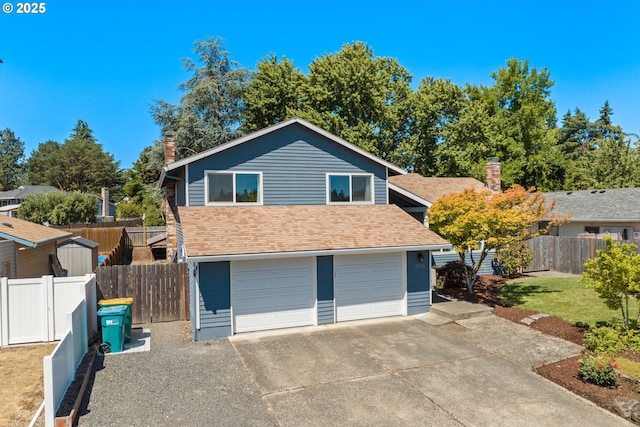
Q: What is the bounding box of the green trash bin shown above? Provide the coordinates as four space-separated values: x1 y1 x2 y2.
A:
99 297 133 343
97 305 127 353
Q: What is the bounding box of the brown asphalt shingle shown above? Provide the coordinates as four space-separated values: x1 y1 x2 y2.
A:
179 205 448 257
0 215 72 246
390 173 489 204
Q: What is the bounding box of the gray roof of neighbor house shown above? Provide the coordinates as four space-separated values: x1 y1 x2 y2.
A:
0 216 72 247
544 188 640 222
0 185 59 201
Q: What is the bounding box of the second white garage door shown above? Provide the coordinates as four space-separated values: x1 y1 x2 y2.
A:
232 257 315 333
335 252 405 322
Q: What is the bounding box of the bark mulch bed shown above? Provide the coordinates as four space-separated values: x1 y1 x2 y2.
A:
439 275 640 422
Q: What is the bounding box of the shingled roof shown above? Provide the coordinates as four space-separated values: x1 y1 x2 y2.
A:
179 205 449 259
0 216 72 247
389 173 489 205
544 188 640 221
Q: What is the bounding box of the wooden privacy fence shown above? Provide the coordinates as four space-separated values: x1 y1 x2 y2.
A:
126 226 166 247
526 236 640 275
95 263 189 324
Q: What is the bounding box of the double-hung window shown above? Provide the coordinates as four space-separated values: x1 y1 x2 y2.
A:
205 171 262 205
327 174 373 204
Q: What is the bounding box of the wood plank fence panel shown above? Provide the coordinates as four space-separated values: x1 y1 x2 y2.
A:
526 236 640 275
95 263 189 324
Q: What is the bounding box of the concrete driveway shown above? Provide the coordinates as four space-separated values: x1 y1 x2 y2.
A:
230 315 631 427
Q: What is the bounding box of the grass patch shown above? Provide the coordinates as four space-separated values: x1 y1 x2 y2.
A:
497 276 640 326
614 357 640 381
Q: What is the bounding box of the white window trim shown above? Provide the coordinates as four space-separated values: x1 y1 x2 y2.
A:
325 173 375 205
204 170 264 206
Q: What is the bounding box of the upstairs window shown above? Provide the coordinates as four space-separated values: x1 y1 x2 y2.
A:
206 171 262 205
327 174 373 204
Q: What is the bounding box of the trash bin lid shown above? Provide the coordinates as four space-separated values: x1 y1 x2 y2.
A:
99 297 133 306
97 305 128 316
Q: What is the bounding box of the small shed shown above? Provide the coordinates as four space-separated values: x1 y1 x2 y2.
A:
57 236 99 276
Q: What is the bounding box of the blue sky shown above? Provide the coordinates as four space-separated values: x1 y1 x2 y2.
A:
1 0 639 169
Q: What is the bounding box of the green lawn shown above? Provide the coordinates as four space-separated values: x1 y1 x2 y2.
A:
496 275 640 326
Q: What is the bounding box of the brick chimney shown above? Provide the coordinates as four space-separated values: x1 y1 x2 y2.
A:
486 157 501 192
101 187 109 217
163 133 177 261
164 133 175 166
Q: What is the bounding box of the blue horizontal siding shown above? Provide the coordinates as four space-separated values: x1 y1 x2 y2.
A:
432 250 496 276
186 123 387 206
317 301 335 325
407 251 430 315
317 256 334 325
198 261 231 340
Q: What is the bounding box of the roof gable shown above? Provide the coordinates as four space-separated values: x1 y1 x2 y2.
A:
161 118 405 184
0 216 72 247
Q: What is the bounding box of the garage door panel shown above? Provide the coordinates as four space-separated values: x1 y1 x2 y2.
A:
232 258 315 333
335 253 405 322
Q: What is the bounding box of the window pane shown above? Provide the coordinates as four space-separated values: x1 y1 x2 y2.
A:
236 173 260 203
329 175 350 202
352 175 371 202
208 173 233 202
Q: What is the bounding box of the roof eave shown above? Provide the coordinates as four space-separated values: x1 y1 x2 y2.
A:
0 231 72 248
388 183 432 207
186 244 450 263
553 218 640 223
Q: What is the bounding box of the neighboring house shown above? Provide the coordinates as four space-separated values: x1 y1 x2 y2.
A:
95 187 116 222
543 188 640 239
160 117 449 340
0 216 72 278
0 185 59 218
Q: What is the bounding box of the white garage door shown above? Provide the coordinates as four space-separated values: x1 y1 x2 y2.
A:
232 257 315 333
335 252 405 322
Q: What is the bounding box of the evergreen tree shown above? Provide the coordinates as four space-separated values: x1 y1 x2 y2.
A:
0 128 26 191
151 36 249 159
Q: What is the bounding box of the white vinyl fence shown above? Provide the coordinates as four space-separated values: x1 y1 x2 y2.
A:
0 274 97 346
43 299 88 427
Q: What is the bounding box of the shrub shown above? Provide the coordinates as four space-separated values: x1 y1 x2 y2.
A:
576 357 620 387
585 322 640 356
435 261 474 289
493 239 533 278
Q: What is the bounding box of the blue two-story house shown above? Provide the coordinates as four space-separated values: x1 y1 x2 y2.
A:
160 118 448 340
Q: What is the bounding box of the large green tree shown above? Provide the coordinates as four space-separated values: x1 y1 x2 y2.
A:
564 102 640 189
295 42 413 162
403 77 467 175
434 94 498 180
26 140 63 188
0 128 26 191
119 143 166 226
466 59 562 190
151 36 249 160
242 54 304 132
18 191 97 225
27 121 120 194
